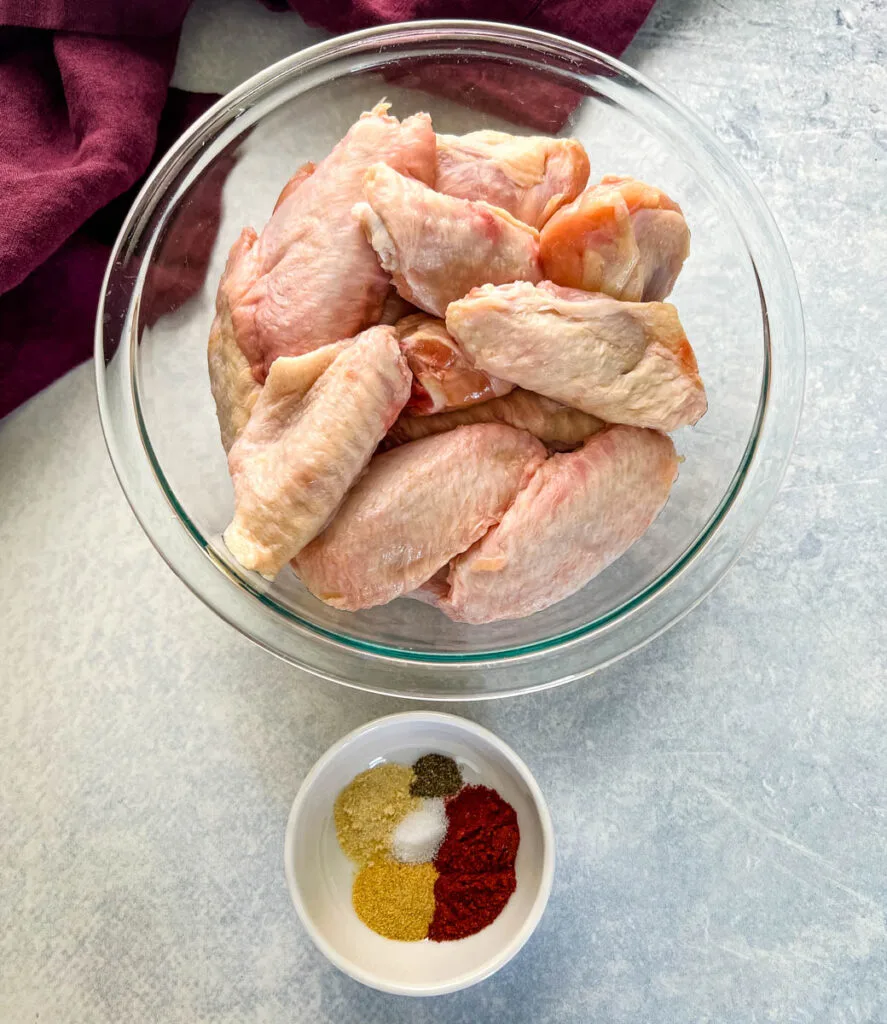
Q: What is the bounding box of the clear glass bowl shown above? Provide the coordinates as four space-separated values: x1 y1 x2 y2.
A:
96 21 804 700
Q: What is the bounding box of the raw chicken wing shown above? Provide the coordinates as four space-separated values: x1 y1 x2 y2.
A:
378 287 418 326
354 163 542 318
386 388 604 451
272 161 316 213
227 102 435 381
446 281 706 432
407 567 450 608
224 326 411 577
396 314 513 415
294 424 546 610
435 130 589 228
208 227 262 452
439 426 678 623
540 176 690 301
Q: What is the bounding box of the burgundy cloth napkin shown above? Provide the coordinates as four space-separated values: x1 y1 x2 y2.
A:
285 0 653 56
0 0 656 420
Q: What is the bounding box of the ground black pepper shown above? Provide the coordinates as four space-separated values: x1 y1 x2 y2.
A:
410 753 463 798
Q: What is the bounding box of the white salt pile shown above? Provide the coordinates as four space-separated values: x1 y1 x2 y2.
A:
392 798 448 864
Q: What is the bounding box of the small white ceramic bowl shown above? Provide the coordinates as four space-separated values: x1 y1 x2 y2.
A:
284 712 554 996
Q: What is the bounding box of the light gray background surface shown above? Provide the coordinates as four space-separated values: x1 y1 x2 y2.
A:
2 0 886 1020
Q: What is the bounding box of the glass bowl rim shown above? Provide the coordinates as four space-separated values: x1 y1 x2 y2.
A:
95 19 805 696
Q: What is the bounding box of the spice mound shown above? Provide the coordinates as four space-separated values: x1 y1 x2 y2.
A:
393 799 448 864
333 755 520 942
411 753 463 797
353 862 438 941
334 763 418 866
429 786 519 941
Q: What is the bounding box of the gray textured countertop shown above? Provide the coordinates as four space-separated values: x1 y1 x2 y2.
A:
3 0 886 1020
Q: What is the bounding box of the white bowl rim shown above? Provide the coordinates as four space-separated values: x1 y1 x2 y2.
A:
283 710 556 996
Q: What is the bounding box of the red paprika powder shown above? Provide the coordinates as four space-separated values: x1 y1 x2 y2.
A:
428 785 520 941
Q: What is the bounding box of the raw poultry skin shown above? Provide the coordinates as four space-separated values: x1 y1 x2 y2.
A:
208 159 327 453
271 161 315 213
378 287 418 326
385 387 604 451
207 226 262 452
438 425 679 623
226 102 435 381
446 281 707 432
293 424 547 610
540 176 690 301
354 163 542 318
435 130 590 229
224 326 411 578
395 313 513 415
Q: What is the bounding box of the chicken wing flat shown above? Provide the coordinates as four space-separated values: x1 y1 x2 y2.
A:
294 424 546 610
224 102 435 382
354 163 542 318
224 326 411 577
438 425 679 623
446 281 706 432
435 130 589 228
